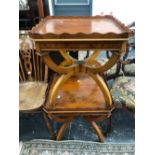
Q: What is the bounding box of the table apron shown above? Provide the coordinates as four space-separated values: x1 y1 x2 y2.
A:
35 41 125 51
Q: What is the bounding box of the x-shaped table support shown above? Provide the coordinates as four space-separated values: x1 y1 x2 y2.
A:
41 50 121 109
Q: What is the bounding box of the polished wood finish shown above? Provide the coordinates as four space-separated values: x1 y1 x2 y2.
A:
56 122 70 141
90 121 104 142
29 16 131 142
29 15 130 39
46 74 107 111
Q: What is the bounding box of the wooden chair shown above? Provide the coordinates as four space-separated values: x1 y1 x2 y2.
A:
19 32 54 138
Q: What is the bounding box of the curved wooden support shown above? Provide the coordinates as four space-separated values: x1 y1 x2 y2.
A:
90 121 104 142
60 60 74 67
87 72 112 106
46 72 74 109
59 50 76 64
42 54 78 74
85 52 121 73
85 59 101 67
56 122 70 141
85 50 100 63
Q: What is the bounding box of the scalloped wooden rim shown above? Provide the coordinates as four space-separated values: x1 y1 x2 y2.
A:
29 33 129 40
29 15 131 39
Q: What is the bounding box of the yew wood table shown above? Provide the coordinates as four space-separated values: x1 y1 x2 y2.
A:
29 15 131 142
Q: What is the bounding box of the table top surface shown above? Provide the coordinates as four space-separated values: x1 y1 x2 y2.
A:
29 15 131 40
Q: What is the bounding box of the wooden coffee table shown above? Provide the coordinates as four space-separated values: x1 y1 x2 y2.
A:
29 15 131 142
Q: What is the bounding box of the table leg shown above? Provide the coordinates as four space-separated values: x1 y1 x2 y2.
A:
90 121 104 142
56 122 70 141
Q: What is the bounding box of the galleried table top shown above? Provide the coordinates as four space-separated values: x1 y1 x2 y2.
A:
29 15 131 40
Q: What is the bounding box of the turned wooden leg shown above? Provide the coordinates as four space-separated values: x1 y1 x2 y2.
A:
42 112 55 140
56 122 70 141
90 121 104 142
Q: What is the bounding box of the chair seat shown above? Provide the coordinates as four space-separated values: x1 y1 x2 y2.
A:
19 82 48 111
124 63 135 76
45 74 110 114
110 76 135 109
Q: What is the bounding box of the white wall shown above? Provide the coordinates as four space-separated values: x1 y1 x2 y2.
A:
48 0 53 15
92 0 135 25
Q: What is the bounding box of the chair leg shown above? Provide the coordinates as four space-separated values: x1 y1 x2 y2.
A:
56 122 70 141
90 121 104 142
42 112 55 140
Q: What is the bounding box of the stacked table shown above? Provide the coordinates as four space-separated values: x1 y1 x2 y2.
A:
29 15 131 142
